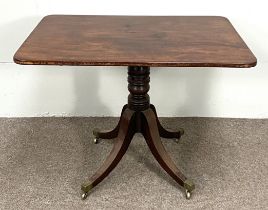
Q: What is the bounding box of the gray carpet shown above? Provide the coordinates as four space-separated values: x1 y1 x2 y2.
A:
0 117 267 210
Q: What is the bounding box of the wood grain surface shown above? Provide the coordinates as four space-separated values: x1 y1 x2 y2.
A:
14 15 257 67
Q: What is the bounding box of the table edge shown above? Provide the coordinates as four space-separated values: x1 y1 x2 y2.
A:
13 56 257 68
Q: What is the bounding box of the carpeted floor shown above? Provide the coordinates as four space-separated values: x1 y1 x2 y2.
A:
0 117 267 210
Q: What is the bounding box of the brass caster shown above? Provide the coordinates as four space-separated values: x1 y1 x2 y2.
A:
185 189 191 199
174 128 184 143
178 128 185 136
93 128 100 144
93 138 99 144
183 179 195 200
174 138 179 143
81 182 93 200
81 192 88 200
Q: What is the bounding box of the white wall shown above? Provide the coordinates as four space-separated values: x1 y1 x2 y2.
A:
0 0 267 118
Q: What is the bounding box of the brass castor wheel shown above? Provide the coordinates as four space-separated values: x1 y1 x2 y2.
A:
174 128 185 143
183 179 195 200
185 189 191 199
81 182 93 200
93 128 100 144
179 128 185 136
81 192 88 200
93 138 99 144
174 138 179 143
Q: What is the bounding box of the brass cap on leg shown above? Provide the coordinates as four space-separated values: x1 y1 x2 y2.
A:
184 179 195 192
93 128 100 138
81 181 94 193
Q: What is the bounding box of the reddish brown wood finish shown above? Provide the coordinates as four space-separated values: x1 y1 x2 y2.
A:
82 67 190 196
14 15 256 67
13 15 257 198
83 105 188 194
150 104 184 139
141 108 187 186
93 105 128 140
81 108 136 193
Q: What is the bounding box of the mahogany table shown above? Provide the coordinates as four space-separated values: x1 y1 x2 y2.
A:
14 15 257 200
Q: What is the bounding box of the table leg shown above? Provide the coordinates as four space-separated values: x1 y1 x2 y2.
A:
81 108 135 199
141 108 195 199
92 104 128 144
150 104 184 143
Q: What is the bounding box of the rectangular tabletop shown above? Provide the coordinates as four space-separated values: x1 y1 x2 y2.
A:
14 15 257 68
